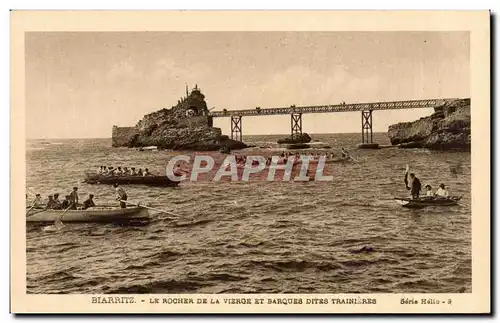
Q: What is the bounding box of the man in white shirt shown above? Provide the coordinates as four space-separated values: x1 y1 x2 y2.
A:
435 184 449 197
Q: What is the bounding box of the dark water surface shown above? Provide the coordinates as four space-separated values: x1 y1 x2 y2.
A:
25 133 471 294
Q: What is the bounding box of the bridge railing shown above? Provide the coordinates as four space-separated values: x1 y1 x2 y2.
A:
209 98 465 117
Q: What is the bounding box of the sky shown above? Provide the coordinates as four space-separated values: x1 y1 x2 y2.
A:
25 31 470 139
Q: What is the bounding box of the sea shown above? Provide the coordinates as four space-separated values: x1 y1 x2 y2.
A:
25 133 471 294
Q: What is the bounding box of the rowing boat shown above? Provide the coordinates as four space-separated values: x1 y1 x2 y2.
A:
394 196 462 208
26 206 149 223
83 173 180 187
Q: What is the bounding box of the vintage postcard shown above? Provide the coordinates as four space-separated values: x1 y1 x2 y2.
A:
11 10 490 314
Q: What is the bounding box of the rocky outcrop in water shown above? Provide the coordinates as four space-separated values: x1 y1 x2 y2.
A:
277 133 312 144
387 99 470 151
112 85 247 151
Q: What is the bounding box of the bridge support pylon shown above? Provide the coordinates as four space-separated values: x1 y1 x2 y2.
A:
291 112 303 139
231 116 243 142
358 108 379 149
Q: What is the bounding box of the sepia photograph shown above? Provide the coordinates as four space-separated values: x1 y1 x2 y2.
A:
10 10 490 314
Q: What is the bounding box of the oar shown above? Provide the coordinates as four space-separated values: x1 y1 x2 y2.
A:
347 155 358 162
26 201 37 215
54 204 73 226
119 200 182 218
26 207 48 218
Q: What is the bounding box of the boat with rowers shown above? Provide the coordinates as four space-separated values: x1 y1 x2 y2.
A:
394 196 462 209
26 205 149 223
83 172 180 187
393 164 463 208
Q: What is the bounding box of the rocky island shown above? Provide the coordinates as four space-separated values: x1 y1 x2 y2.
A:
112 85 247 151
277 133 312 145
387 98 470 151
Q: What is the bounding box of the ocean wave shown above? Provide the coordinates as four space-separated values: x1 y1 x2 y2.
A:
35 270 79 284
104 278 211 294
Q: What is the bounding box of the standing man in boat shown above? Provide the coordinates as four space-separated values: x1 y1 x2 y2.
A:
404 168 422 199
114 183 128 208
69 187 79 209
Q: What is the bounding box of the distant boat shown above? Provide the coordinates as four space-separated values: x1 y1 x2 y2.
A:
83 173 180 187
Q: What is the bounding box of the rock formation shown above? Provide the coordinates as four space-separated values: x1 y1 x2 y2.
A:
387 99 470 151
277 133 312 144
112 85 247 151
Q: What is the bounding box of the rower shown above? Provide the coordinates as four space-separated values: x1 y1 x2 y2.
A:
130 167 137 176
61 195 71 209
404 172 422 199
123 167 130 175
341 148 349 159
143 168 151 176
113 183 128 208
83 194 96 209
45 195 55 210
69 187 79 209
116 167 123 176
137 168 143 176
30 193 43 207
108 167 115 176
52 193 63 210
435 184 449 198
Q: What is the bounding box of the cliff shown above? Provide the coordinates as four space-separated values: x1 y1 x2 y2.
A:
112 85 247 151
112 126 136 147
387 99 470 151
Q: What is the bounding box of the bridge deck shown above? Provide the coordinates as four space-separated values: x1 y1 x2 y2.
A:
209 98 466 117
